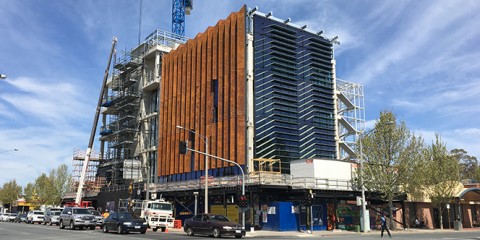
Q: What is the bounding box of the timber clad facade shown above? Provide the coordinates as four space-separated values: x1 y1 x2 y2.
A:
159 7 246 180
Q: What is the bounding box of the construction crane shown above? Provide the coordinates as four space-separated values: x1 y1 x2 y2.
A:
75 37 117 205
172 0 193 36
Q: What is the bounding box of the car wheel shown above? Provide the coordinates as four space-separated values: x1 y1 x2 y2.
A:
186 227 194 236
152 228 158 232
117 225 123 234
59 220 65 229
70 220 75 230
161 227 166 232
103 224 109 233
212 227 221 238
90 226 96 230
49 221 53 226
43 221 46 225
140 230 146 234
235 235 243 238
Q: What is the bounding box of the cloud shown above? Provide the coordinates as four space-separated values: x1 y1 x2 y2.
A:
414 128 480 158
347 1 480 85
1 77 92 126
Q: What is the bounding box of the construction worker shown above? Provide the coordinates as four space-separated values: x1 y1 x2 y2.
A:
102 209 109 219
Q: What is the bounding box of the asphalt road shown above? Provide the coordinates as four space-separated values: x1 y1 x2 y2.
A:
1 221 480 240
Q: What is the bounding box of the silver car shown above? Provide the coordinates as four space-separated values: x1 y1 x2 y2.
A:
59 207 96 230
44 210 62 225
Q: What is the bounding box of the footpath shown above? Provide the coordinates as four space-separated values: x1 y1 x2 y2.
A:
165 227 480 238
245 227 480 238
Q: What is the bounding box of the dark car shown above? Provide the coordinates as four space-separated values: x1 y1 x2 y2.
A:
184 213 245 238
14 213 27 223
102 212 147 234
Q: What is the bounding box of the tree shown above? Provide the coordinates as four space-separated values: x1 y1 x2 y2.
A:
425 135 460 229
451 149 479 182
23 183 35 203
0 180 22 211
361 111 425 229
23 164 72 206
34 173 56 205
51 164 71 205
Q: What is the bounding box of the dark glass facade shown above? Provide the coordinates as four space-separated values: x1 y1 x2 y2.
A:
253 15 336 166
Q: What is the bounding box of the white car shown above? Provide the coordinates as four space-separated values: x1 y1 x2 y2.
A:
27 211 45 224
1 213 11 222
8 213 17 222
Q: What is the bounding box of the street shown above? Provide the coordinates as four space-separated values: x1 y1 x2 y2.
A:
2 221 480 240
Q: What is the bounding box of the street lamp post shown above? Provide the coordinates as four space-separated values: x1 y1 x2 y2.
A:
358 132 371 232
176 125 209 214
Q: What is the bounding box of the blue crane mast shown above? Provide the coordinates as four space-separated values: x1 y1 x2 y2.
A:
172 0 193 36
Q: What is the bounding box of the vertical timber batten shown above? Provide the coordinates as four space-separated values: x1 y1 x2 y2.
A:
159 6 247 180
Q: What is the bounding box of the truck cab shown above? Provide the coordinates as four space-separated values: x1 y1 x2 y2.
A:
141 199 174 232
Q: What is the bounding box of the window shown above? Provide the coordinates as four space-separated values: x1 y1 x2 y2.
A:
212 79 218 123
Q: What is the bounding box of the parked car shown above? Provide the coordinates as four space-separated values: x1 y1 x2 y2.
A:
27 211 45 224
59 207 96 230
44 210 62 225
102 211 147 234
1 213 10 222
8 213 17 222
184 213 245 238
14 213 27 223
88 209 104 226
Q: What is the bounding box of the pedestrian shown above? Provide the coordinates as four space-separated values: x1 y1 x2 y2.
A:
414 218 421 228
381 212 391 238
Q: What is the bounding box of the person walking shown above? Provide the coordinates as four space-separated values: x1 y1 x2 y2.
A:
381 212 392 238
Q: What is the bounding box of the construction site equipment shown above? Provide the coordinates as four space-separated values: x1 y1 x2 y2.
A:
119 198 174 232
172 0 193 36
75 37 118 205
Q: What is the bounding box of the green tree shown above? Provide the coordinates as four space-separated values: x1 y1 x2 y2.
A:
23 164 72 206
361 111 424 229
451 149 479 182
34 173 56 205
425 134 460 229
0 180 22 210
23 183 35 203
51 164 71 205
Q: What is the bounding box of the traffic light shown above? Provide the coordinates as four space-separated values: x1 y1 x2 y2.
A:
238 195 248 208
179 141 188 154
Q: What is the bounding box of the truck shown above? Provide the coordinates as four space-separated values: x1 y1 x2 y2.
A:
141 199 175 232
120 198 174 232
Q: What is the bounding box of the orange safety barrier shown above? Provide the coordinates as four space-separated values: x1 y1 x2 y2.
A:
174 219 182 229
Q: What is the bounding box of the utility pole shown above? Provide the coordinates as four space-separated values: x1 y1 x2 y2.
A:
359 131 371 232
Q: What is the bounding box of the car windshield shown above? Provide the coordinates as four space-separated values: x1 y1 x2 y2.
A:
33 211 43 215
52 211 61 216
89 210 101 216
210 215 231 222
72 208 91 214
150 203 172 211
117 212 133 220
10 213 17 216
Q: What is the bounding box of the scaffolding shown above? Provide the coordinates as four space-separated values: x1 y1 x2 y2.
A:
68 149 104 198
336 78 365 161
98 29 188 187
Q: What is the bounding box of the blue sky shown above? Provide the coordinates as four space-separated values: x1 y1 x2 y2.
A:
1 0 479 187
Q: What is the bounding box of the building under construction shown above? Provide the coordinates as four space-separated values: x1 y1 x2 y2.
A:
94 5 367 231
